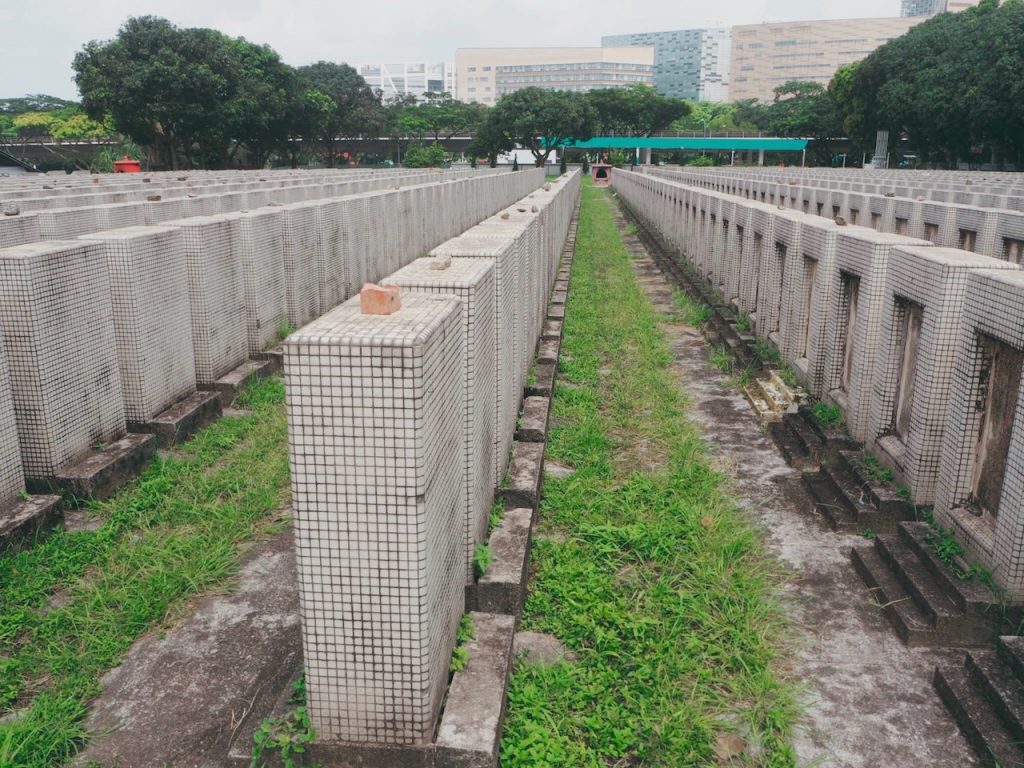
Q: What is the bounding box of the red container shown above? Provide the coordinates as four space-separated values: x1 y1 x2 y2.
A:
113 156 142 173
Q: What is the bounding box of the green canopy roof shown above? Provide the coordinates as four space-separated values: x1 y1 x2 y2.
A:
553 137 808 151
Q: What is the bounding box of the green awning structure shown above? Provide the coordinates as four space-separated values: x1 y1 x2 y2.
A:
553 137 808 152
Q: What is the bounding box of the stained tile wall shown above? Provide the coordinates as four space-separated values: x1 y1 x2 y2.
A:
80 226 196 423
386 257 497 584
0 241 125 478
867 246 1018 504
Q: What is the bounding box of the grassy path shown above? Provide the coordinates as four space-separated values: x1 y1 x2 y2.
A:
500 185 797 767
0 381 290 767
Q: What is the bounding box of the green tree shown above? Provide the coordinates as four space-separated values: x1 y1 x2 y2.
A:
403 141 447 167
75 17 221 168
474 87 598 166
587 84 689 136
830 0 1024 167
74 16 320 169
671 101 757 134
295 61 384 166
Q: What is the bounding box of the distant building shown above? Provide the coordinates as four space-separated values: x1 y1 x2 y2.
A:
455 47 655 106
901 0 982 16
601 28 731 101
356 62 455 101
729 16 923 102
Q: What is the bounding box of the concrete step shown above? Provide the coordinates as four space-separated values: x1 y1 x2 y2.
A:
802 456 906 534
838 450 916 517
742 382 778 423
998 637 1024 682
754 373 791 415
874 533 961 627
783 411 824 459
769 421 812 469
797 403 857 463
966 649 1024 746
934 661 1024 768
851 544 934 646
854 531 1000 647
898 522 998 614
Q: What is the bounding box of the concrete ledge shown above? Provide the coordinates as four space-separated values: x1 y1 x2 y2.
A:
32 432 157 502
550 289 568 306
537 338 560 365
252 344 284 374
469 508 533 617
435 613 516 768
525 361 555 398
128 391 222 448
0 494 62 551
553 279 569 293
515 396 550 443
546 303 565 321
542 319 563 341
307 741 432 768
499 442 544 511
305 614 515 768
202 359 275 408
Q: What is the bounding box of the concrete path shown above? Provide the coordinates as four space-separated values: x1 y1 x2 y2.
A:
75 527 302 768
612 197 977 768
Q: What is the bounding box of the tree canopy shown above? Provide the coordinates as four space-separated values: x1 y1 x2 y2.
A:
472 87 598 166
587 84 690 136
72 16 390 169
831 0 1024 167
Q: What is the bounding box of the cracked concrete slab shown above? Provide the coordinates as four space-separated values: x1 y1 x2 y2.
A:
75 526 302 768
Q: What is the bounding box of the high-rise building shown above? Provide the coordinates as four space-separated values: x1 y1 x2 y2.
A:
901 0 982 16
455 47 655 106
729 16 923 102
356 62 455 101
601 28 731 101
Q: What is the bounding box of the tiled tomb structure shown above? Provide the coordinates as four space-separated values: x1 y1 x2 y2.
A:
280 203 324 328
934 270 1024 599
756 208 803 345
0 214 40 249
866 246 1019 505
823 229 934 443
0 326 25 509
430 235 520 483
285 293 466 745
0 168 545 499
164 214 250 387
0 168 491 248
645 166 1024 263
235 208 288 357
385 256 496 584
79 226 197 424
779 216 843 396
282 169 580 747
614 165 1024 601
0 241 126 480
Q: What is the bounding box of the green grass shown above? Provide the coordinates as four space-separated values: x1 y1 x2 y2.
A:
753 339 782 366
779 366 800 389
856 454 894 486
734 312 752 335
500 185 796 767
671 289 712 327
0 379 291 767
811 402 844 430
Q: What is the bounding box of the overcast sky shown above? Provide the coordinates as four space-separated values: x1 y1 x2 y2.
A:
2 0 899 100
